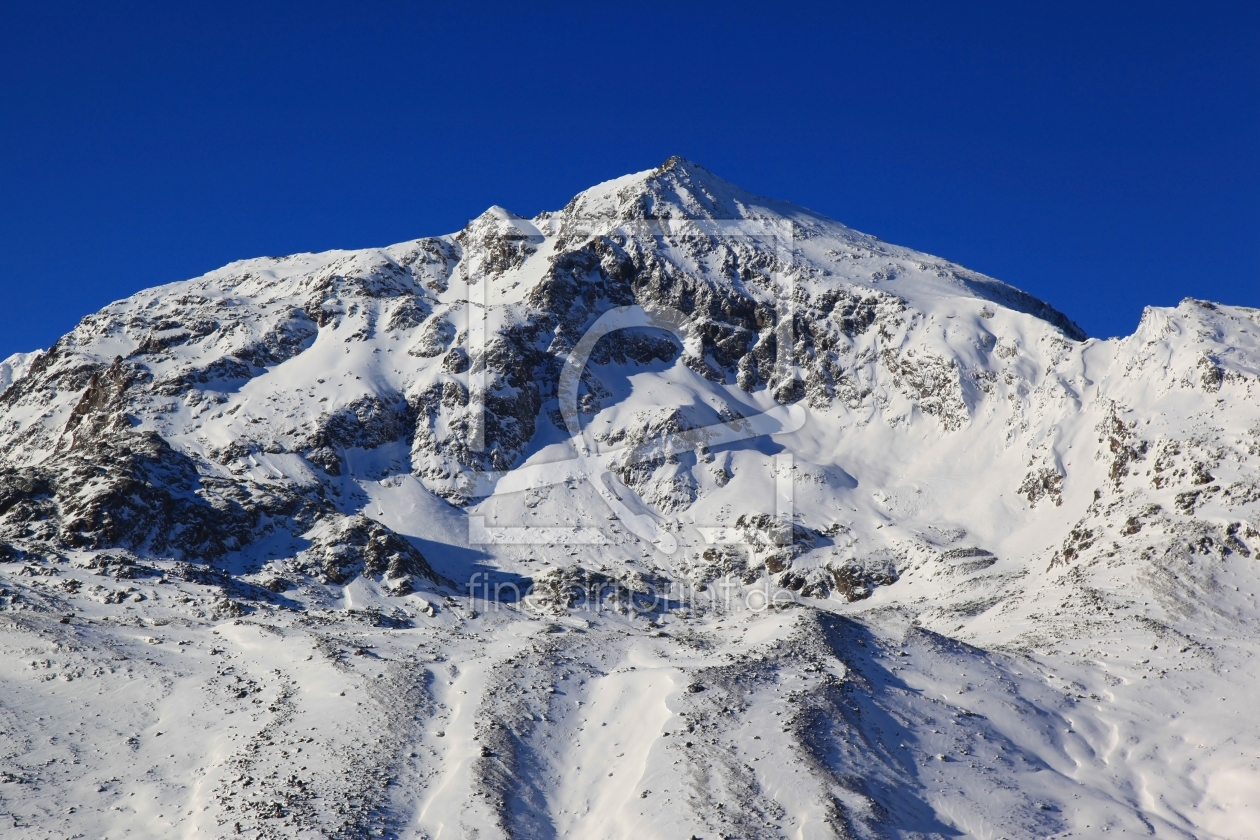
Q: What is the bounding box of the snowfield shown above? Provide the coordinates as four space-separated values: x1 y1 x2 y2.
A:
0 158 1258 838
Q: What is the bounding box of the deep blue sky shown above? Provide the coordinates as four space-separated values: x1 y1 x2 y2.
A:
1 2 1256 357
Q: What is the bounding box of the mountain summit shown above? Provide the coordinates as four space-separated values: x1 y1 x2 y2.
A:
0 162 1258 838
563 157 1087 338
562 156 813 221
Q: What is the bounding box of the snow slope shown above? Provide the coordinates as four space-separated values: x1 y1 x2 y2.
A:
0 350 42 395
0 158 1258 838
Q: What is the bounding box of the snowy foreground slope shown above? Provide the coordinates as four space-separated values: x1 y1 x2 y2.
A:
1 158 1259 839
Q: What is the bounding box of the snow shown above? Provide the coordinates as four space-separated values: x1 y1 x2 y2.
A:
0 349 42 394
0 159 1258 838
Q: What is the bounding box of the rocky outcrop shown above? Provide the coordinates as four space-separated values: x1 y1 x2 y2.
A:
295 514 446 593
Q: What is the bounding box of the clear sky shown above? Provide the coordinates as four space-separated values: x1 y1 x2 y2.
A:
1 1 1256 358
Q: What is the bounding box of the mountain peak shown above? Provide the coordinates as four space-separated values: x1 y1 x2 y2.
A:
546 160 1086 339
558 157 802 225
478 205 525 222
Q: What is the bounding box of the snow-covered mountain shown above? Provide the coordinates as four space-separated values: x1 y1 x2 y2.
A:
1 157 1258 839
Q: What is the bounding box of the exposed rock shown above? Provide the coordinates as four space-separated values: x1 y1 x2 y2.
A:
296 514 445 589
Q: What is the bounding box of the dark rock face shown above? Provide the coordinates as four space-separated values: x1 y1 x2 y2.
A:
0 350 331 564
304 395 418 476
524 565 660 615
1020 468 1064 507
296 515 445 592
0 357 255 560
407 224 920 504
34 431 246 559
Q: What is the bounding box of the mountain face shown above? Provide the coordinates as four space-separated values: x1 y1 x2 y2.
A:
0 158 1258 839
